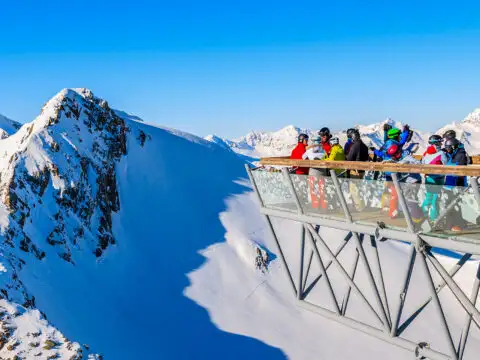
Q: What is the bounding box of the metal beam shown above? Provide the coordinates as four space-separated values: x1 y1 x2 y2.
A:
305 223 385 328
398 253 472 336
425 250 480 329
341 247 360 315
370 235 392 326
390 244 417 337
302 232 353 299
298 226 306 300
297 300 451 360
331 170 391 332
304 224 340 314
458 262 480 360
418 251 459 360
260 207 480 255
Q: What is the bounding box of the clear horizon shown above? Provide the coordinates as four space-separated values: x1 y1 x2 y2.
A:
1 1 480 139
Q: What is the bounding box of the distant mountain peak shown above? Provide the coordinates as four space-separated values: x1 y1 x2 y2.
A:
463 108 480 125
0 113 22 137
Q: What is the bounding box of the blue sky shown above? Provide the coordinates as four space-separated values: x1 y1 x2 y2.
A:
1 0 480 138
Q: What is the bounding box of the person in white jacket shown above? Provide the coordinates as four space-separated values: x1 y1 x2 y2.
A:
302 136 324 162
302 136 326 209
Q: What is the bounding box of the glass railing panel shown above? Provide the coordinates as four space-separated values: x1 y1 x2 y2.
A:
336 175 409 230
251 170 296 212
289 173 346 221
416 178 480 241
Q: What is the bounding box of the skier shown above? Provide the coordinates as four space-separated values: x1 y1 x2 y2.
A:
371 126 411 161
318 127 332 157
290 133 309 175
344 128 355 156
370 127 411 218
255 248 267 273
345 128 369 211
443 129 472 164
303 136 326 209
302 136 324 162
421 135 447 221
346 129 369 164
323 137 346 162
443 137 470 232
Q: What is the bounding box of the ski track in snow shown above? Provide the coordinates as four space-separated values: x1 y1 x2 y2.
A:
186 189 480 360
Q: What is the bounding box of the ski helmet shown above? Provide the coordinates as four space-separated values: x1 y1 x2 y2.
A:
298 133 309 143
330 137 340 146
443 129 456 140
386 143 402 160
346 128 356 139
350 128 361 141
428 134 443 145
319 127 331 139
387 128 401 139
312 136 321 145
444 138 459 152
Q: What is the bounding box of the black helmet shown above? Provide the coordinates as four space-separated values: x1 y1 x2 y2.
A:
298 133 309 143
443 129 456 140
318 127 331 139
444 138 460 152
428 134 443 145
347 128 360 141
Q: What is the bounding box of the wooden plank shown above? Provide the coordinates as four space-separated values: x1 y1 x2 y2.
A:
259 157 480 176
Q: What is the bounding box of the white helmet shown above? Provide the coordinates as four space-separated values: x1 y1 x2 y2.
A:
330 137 339 145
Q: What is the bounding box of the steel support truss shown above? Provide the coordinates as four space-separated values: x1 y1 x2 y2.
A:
246 165 480 360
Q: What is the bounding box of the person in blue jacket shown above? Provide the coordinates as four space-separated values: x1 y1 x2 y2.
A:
443 137 470 232
372 126 411 161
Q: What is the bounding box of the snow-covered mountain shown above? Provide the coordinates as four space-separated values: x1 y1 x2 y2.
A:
205 110 480 158
0 113 22 139
1 89 478 360
0 88 283 359
205 120 429 158
437 108 480 154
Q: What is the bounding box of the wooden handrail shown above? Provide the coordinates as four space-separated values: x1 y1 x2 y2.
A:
259 157 480 176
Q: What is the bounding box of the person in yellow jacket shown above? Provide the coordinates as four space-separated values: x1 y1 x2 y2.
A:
323 137 346 173
318 137 346 213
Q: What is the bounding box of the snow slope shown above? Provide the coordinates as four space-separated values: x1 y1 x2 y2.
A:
186 189 480 360
0 88 284 359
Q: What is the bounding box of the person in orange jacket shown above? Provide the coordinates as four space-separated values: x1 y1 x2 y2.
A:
290 133 309 175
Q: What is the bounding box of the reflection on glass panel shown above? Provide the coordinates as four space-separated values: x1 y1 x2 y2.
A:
336 177 409 230
251 169 480 241
289 173 345 220
414 181 480 241
251 170 296 212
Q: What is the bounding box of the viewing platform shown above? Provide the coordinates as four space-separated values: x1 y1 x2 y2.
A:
246 158 480 360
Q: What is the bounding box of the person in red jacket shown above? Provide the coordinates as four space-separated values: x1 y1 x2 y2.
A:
319 127 332 156
290 133 309 174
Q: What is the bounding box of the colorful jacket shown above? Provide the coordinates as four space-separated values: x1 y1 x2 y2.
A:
374 128 410 160
344 139 353 155
323 144 346 161
445 148 469 187
422 145 447 180
290 143 308 175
